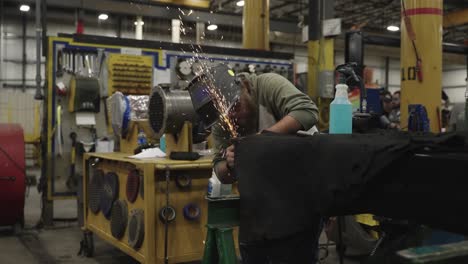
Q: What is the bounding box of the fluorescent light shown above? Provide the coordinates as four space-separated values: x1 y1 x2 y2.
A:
19 5 30 12
387 25 399 32
207 24 218 31
98 14 109 21
134 21 145 26
236 0 245 7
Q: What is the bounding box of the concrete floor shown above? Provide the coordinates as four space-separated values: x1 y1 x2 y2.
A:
0 175 357 264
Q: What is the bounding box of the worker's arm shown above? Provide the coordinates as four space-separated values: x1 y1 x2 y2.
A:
265 115 303 134
211 124 236 183
258 73 319 132
213 145 236 184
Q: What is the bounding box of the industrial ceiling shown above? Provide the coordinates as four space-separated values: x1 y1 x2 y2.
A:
211 0 468 44
2 0 468 44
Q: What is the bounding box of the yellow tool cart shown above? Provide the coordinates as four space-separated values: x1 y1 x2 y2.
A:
81 152 213 264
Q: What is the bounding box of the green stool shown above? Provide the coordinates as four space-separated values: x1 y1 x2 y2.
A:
202 196 240 264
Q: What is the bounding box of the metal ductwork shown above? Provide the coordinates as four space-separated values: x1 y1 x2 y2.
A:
148 84 197 138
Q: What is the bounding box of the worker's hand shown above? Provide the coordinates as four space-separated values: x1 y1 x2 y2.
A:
226 145 235 169
389 123 400 129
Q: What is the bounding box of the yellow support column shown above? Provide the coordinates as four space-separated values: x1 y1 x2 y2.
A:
400 0 443 133
307 41 320 99
308 0 335 131
308 39 335 130
243 0 270 50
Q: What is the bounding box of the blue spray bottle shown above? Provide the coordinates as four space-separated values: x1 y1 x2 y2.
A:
329 82 353 134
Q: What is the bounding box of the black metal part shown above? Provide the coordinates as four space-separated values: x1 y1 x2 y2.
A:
139 173 144 199
336 62 367 111
110 200 128 240
164 168 170 264
67 132 78 190
100 171 119 219
385 56 390 90
169 151 200 161
308 0 320 41
78 231 94 258
22 13 27 92
345 31 364 79
128 209 145 249
126 169 140 203
337 216 345 264
175 174 192 189
159 206 177 223
88 169 104 214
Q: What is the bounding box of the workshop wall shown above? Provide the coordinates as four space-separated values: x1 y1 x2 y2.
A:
443 69 467 104
0 13 242 91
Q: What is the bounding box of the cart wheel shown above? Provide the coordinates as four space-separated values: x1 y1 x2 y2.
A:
83 232 95 257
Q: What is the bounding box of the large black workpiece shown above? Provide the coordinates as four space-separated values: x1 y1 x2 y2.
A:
234 131 468 243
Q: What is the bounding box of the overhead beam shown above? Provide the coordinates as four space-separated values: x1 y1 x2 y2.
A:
271 1 294 11
3 0 300 33
365 35 468 55
285 5 309 17
151 0 210 9
444 9 468 28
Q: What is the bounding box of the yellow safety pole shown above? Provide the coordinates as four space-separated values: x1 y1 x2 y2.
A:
308 40 335 130
400 0 443 133
307 41 320 99
308 0 335 131
243 0 270 50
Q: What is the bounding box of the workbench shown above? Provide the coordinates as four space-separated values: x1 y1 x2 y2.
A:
81 152 213 264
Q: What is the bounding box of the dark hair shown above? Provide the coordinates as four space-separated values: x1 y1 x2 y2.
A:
393 91 401 96
380 90 392 102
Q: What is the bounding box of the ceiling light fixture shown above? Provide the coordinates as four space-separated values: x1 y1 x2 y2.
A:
98 14 109 21
19 4 30 12
386 25 400 32
207 24 218 31
236 0 245 7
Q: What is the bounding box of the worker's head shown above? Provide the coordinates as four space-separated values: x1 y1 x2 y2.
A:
188 64 258 134
381 91 393 114
228 73 258 135
393 91 401 109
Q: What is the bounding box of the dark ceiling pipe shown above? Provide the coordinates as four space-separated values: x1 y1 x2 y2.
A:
308 0 320 41
364 35 468 55
34 0 44 100
22 12 27 92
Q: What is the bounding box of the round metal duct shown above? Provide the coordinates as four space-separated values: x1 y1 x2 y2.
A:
126 169 140 203
100 172 119 219
128 209 145 249
88 169 104 214
148 84 197 138
111 200 128 240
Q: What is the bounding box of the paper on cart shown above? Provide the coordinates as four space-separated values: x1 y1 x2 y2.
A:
128 147 166 159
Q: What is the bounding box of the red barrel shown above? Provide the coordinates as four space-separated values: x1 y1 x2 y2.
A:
0 124 25 226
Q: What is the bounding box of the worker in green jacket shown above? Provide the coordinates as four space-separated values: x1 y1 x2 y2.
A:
188 64 321 263
212 71 319 183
